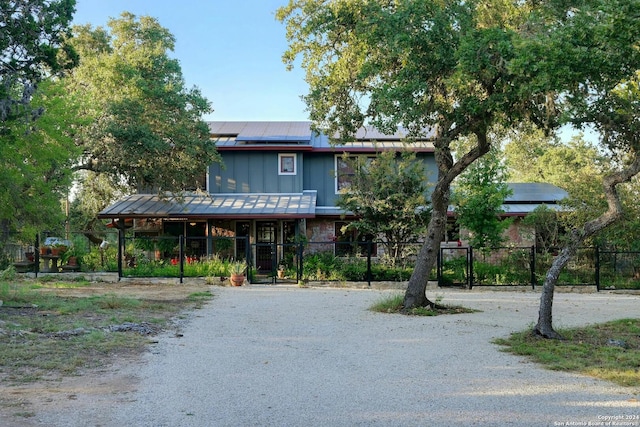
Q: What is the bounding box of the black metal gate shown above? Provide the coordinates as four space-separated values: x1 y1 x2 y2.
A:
438 246 470 287
254 222 276 278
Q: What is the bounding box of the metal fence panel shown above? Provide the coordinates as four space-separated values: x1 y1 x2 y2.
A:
599 250 640 290
4 231 640 291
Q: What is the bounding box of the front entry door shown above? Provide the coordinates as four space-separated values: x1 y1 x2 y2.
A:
256 221 276 273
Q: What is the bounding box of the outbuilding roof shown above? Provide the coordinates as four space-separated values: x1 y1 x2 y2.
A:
501 183 568 216
98 191 318 220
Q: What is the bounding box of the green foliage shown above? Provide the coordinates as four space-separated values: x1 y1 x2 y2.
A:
0 0 77 126
336 150 431 264
0 265 17 281
301 251 413 282
453 146 513 249
227 261 246 276
506 133 609 232
81 246 118 272
473 250 532 286
522 205 564 252
62 12 220 194
123 256 232 278
439 257 468 286
277 0 599 302
0 81 82 236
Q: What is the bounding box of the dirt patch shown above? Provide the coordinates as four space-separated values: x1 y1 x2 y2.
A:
0 279 217 426
34 280 214 300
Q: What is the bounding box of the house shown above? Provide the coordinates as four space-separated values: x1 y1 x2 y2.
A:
98 121 567 270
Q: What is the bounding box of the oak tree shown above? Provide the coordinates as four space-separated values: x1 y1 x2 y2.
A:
0 0 77 128
278 0 562 308
63 13 220 194
509 0 640 338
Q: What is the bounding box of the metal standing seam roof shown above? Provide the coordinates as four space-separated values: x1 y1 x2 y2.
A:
98 191 318 219
209 121 313 142
505 183 568 203
446 183 568 216
208 121 436 152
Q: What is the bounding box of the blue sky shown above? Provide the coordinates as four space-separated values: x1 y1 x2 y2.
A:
72 0 309 122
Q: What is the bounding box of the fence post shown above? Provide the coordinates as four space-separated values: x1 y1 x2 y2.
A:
34 233 40 277
366 240 372 287
179 235 184 284
437 248 442 286
468 246 473 289
298 241 304 283
117 228 123 281
245 236 251 284
595 246 600 292
530 245 536 290
271 242 277 284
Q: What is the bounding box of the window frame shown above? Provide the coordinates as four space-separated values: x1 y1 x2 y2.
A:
278 153 297 175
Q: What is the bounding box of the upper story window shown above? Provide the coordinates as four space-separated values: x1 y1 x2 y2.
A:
278 153 297 175
335 154 375 193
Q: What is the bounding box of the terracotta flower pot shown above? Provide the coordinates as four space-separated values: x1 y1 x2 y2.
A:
230 273 245 286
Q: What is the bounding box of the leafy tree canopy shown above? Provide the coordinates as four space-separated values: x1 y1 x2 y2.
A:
278 0 561 308
452 145 512 249
0 80 82 238
62 12 220 193
0 0 77 129
335 150 431 264
278 0 640 310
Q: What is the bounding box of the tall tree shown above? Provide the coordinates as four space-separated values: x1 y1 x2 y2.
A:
62 13 220 195
335 150 431 265
0 0 77 129
0 79 81 239
515 0 640 338
278 0 563 308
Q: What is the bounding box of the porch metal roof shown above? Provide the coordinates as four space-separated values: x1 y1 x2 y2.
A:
98 191 318 219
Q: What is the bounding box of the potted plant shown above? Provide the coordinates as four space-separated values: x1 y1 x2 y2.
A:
61 246 80 266
228 261 246 286
50 244 66 256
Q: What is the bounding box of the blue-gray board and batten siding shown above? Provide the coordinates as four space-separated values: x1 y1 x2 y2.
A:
208 151 303 194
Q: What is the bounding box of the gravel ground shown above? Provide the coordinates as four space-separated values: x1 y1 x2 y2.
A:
35 286 640 427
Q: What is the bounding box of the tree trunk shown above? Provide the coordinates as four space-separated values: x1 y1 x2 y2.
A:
403 187 449 308
535 246 577 339
535 156 640 338
403 128 491 309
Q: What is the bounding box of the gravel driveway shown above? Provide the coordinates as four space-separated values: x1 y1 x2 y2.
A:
37 286 640 427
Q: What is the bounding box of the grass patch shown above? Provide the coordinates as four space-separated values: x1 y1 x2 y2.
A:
369 293 478 316
0 279 213 384
494 319 640 387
